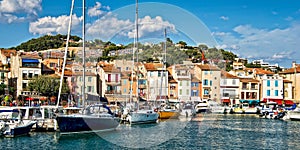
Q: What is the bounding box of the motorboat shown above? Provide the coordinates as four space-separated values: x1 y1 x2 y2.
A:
180 103 196 117
0 113 36 138
123 107 159 124
207 101 226 114
195 101 210 113
158 105 180 119
288 106 300 121
233 103 259 114
0 106 59 131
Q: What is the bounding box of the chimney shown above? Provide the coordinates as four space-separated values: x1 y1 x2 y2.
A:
292 61 297 68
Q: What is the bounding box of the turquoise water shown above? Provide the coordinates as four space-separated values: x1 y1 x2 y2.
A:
1 114 299 149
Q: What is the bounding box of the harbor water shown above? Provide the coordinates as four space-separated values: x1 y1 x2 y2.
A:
1 114 300 149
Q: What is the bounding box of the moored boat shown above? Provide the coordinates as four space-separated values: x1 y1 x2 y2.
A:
56 104 120 134
1 119 36 138
195 101 209 113
158 105 180 119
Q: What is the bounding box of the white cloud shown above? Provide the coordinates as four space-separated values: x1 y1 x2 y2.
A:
88 2 110 17
213 23 300 67
29 15 82 35
220 16 229 21
0 0 41 23
86 16 132 41
127 16 176 39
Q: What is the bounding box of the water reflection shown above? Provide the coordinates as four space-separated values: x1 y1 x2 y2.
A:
1 115 300 149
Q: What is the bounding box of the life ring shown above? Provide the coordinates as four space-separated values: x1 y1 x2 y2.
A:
154 108 158 112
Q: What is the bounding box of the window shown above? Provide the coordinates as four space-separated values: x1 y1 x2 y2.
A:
108 74 111 82
203 79 208 85
232 79 236 85
123 80 127 85
192 90 198 96
267 90 271 96
267 80 270 87
115 74 119 82
124 89 127 93
186 89 189 95
22 83 27 89
204 89 209 95
179 89 182 95
210 80 212 86
275 80 278 87
79 77 82 82
186 81 189 86
204 71 208 75
223 80 227 85
275 90 278 96
87 86 93 92
179 81 182 86
1 73 4 79
88 77 92 82
158 71 161 77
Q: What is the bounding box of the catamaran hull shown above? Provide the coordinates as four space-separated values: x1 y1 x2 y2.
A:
56 116 119 134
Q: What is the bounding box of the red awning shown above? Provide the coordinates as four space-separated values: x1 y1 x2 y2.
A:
25 97 34 101
222 99 230 103
284 100 295 106
262 98 285 105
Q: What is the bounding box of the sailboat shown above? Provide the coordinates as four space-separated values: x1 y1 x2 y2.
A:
123 0 159 124
55 0 119 134
157 29 180 119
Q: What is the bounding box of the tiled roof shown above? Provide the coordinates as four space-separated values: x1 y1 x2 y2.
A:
221 70 239 79
21 52 41 59
196 64 220 71
240 78 260 83
1 49 17 57
144 63 164 71
279 66 300 74
244 68 274 75
191 75 201 82
283 79 293 83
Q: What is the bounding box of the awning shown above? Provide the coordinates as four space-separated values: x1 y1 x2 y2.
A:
22 59 39 63
283 100 295 106
222 99 230 103
240 100 260 105
262 98 283 105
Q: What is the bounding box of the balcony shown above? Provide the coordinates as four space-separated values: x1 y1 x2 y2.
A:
138 84 147 89
105 90 121 94
170 86 176 90
105 80 121 85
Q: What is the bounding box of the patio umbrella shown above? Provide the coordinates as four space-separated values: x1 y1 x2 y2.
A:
25 97 34 101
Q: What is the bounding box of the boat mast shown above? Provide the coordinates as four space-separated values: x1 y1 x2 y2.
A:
159 29 167 102
130 0 139 105
57 0 75 108
135 0 139 110
82 0 86 106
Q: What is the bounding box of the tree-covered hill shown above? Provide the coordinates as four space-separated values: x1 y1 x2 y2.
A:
11 34 81 51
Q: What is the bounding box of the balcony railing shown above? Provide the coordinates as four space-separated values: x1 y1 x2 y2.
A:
105 80 121 85
105 90 121 94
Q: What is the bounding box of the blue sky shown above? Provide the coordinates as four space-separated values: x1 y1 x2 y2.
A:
0 0 300 67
